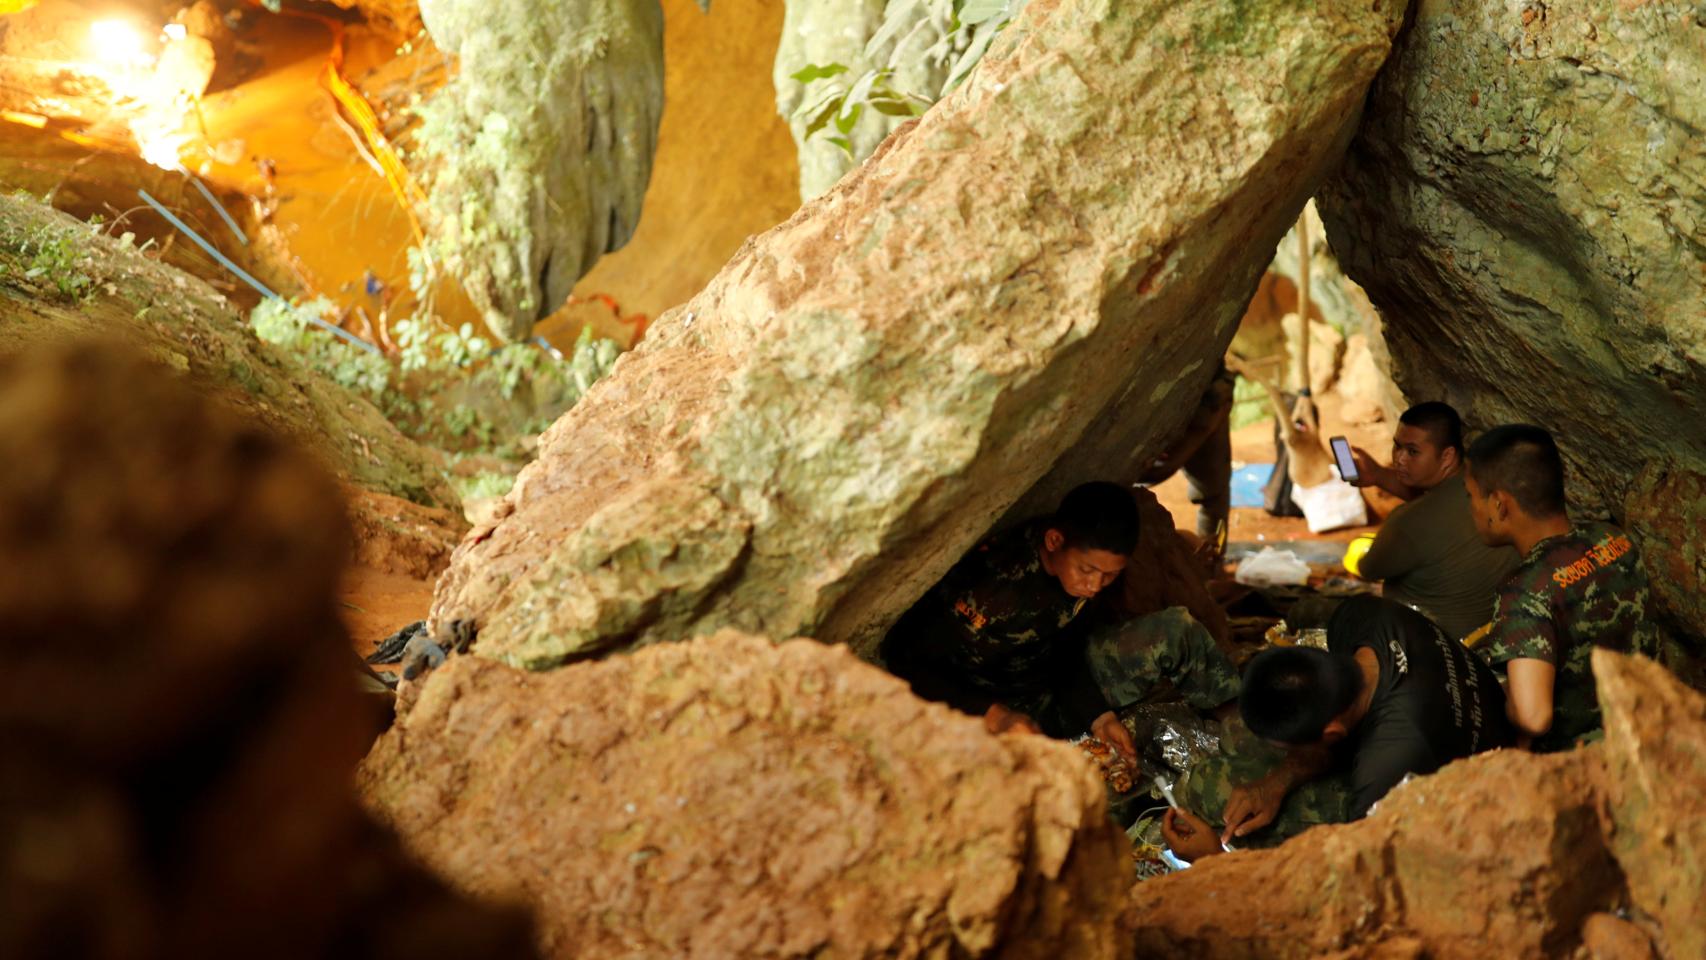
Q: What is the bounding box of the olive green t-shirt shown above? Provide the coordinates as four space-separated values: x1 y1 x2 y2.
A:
1359 473 1521 639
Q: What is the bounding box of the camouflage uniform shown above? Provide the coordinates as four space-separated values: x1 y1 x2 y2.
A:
1085 608 1352 845
1482 521 1665 752
881 520 1092 723
1084 606 1240 714
1123 714 1355 858
1170 720 1356 849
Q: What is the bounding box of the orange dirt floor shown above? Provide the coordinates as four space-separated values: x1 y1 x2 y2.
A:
341 564 434 676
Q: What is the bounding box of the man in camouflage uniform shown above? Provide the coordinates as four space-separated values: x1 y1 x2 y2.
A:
1164 731 1356 851
881 481 1140 747
1083 606 1354 852
1465 425 1666 751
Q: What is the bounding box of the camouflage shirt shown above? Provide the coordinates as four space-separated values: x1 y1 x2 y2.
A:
1482 522 1663 752
884 520 1089 704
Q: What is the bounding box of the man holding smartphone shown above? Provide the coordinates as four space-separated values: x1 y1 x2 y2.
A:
1341 403 1519 639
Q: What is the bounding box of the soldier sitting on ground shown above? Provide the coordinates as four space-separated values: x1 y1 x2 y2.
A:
1159 596 1515 862
1464 425 1667 751
881 481 1140 756
1345 402 1521 640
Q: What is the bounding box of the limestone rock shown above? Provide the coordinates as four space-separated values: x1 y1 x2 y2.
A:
1316 0 1706 638
359 632 1133 959
414 0 664 341
1129 748 1619 959
1337 333 1396 426
1595 649 1706 960
431 0 1407 667
1623 459 1706 644
553 0 802 328
0 341 533 960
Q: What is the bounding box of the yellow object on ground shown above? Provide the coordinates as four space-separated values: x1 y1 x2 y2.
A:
1343 534 1376 578
0 1 41 14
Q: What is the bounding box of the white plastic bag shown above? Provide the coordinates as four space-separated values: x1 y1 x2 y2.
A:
1234 547 1312 587
1289 470 1369 534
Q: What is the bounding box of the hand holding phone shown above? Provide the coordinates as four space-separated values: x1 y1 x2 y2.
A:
1330 435 1360 483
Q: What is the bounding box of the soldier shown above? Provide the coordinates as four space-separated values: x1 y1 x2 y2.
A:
1345 402 1521 639
1464 425 1666 751
1160 597 1514 862
881 481 1140 754
1156 742 1356 860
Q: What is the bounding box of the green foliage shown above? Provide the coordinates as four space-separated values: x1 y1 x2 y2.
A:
450 470 518 503
789 0 1026 158
0 219 96 301
252 297 392 399
796 67 929 158
251 294 621 465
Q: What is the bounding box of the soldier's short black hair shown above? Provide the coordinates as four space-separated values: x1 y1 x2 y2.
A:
1049 481 1140 555
1466 424 1567 518
1239 647 1364 744
1399 401 1464 455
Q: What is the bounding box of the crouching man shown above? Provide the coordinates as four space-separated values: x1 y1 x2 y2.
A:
880 481 1140 754
1160 596 1515 861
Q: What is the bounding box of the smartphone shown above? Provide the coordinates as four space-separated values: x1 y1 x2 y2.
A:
1330 436 1360 483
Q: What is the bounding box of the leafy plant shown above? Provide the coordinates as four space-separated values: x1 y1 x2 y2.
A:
792 65 929 157
2 222 95 300
788 0 1027 158
252 297 392 398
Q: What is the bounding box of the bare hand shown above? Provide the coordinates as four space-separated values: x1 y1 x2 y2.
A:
1221 777 1287 846
1162 808 1224 863
1347 446 1379 488
1092 711 1139 764
984 703 1042 736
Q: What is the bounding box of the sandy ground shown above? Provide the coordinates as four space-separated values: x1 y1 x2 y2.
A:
341 565 434 673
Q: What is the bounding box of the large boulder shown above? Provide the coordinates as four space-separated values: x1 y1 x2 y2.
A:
1596 649 1706 960
0 341 532 960
359 632 1133 959
413 0 664 341
1128 748 1618 959
1316 0 1706 640
429 0 1407 668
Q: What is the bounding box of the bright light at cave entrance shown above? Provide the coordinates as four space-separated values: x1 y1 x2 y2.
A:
90 19 152 69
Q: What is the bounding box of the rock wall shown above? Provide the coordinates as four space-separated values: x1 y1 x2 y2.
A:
1127 649 1699 959
359 631 1133 959
429 0 1407 669
0 340 533 960
1316 0 1706 641
413 0 664 341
